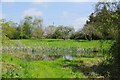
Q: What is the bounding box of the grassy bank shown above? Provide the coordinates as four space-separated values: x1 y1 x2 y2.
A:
1 53 87 78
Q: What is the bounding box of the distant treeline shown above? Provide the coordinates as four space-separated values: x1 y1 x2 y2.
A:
0 2 119 41
0 15 113 40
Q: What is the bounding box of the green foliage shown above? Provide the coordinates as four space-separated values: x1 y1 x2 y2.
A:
32 17 43 38
20 16 33 39
44 25 56 38
0 19 16 39
53 25 74 40
19 16 44 39
70 31 85 40
0 16 44 39
1 2 119 79
32 26 43 38
93 2 120 79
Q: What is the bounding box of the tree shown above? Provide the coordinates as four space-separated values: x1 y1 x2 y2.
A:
93 2 120 79
86 6 113 39
1 19 16 39
70 31 85 40
53 25 74 40
44 25 56 38
21 16 33 39
19 16 43 39
109 2 120 79
32 27 44 38
82 23 102 40
32 17 43 38
13 25 21 39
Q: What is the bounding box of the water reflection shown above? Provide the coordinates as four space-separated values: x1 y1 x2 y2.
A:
63 55 74 60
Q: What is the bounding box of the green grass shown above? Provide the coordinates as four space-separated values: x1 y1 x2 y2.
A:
28 60 86 78
2 53 102 78
2 53 87 78
10 39 112 49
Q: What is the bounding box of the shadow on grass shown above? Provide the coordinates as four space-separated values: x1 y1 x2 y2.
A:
61 59 110 78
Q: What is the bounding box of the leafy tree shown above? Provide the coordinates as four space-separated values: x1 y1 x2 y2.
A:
13 25 21 39
82 23 102 40
21 16 33 39
53 25 74 40
0 19 13 46
32 27 44 38
93 2 120 79
86 8 113 40
109 2 120 79
32 17 43 38
1 19 16 39
70 31 85 40
44 25 56 38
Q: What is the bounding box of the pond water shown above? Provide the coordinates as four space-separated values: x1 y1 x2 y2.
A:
41 54 74 60
2 46 103 61
63 55 75 60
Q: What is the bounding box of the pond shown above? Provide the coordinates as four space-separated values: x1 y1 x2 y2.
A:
2 46 103 61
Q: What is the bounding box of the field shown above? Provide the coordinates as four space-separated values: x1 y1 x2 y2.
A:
10 39 111 48
1 39 112 78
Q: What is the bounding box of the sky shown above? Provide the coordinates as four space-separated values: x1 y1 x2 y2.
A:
1 0 99 2
1 2 97 30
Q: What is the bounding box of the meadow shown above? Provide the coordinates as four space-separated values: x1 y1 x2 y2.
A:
1 39 112 78
10 39 112 48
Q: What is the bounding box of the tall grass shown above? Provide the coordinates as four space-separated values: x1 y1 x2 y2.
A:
2 46 102 60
